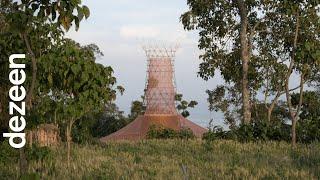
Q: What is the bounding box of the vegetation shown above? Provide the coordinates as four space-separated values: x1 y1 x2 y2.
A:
0 140 319 179
175 94 198 118
0 0 319 178
181 0 320 146
147 125 195 140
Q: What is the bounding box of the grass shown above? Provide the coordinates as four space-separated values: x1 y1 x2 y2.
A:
1 140 319 179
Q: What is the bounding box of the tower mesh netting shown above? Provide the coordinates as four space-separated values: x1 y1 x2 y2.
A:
100 42 208 141
145 57 177 115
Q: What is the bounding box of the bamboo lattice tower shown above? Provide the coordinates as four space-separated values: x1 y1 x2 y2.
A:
100 42 207 141
143 43 179 115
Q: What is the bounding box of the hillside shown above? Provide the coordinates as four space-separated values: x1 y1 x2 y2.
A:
1 140 319 179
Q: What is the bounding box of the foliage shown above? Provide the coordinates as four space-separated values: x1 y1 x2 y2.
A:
127 93 198 119
203 120 291 143
202 126 235 141
175 94 198 117
91 103 129 138
128 96 146 121
4 0 89 32
26 145 52 162
147 125 195 140
292 91 320 143
178 128 195 139
0 141 18 164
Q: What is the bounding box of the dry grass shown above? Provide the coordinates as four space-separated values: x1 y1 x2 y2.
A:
1 140 319 179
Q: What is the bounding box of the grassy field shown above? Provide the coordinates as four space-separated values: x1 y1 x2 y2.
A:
1 140 319 179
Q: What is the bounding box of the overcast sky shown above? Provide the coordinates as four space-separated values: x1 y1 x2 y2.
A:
66 0 225 128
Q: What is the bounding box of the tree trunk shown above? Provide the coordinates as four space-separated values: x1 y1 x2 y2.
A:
292 74 305 146
66 124 70 167
66 119 74 167
291 118 297 146
236 0 251 124
19 148 28 176
22 33 37 109
284 15 300 147
267 91 281 122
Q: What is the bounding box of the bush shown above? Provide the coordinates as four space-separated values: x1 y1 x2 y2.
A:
236 121 290 142
178 128 195 139
147 125 195 140
203 121 291 143
0 141 18 164
297 118 320 143
26 144 53 162
202 126 234 141
236 123 258 142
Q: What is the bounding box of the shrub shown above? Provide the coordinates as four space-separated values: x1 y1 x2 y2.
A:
236 121 290 142
147 125 195 139
203 121 291 143
178 128 195 139
26 144 53 162
202 126 233 141
0 141 18 164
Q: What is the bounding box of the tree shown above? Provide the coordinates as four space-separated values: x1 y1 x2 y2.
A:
4 0 90 109
38 39 122 165
128 96 146 121
91 103 128 138
292 91 320 143
261 0 320 146
1 0 90 174
181 0 266 124
175 94 198 118
181 0 320 146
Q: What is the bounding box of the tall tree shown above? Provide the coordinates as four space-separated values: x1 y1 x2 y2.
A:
260 0 320 146
1 0 90 174
181 0 265 124
38 39 122 165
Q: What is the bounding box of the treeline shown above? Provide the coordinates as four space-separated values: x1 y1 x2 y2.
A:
181 0 320 145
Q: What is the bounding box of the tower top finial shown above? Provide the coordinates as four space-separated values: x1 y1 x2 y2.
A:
141 40 180 59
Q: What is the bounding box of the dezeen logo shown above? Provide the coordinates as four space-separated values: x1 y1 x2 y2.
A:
3 54 27 148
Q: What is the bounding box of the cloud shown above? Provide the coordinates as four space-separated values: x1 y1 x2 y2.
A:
120 25 160 39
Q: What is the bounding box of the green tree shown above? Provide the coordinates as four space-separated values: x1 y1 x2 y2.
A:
261 0 320 146
128 96 146 121
38 39 122 165
181 0 265 124
91 103 128 138
175 94 198 118
292 91 320 143
4 0 90 109
1 0 90 174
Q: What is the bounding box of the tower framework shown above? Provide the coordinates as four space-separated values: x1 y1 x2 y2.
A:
100 43 207 141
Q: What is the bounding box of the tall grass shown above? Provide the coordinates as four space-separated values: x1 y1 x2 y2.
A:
0 140 319 179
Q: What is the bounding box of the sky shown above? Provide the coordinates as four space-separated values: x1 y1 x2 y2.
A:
66 0 225 128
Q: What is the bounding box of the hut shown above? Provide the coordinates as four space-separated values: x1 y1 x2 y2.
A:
27 123 60 147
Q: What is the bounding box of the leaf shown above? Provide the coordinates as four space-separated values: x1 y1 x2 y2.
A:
82 5 90 19
71 64 80 74
77 7 84 21
74 16 80 31
60 15 71 31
